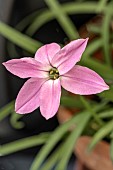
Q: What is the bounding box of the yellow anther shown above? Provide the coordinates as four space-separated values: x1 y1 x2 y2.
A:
56 70 59 73
54 74 59 80
50 70 54 75
54 75 57 80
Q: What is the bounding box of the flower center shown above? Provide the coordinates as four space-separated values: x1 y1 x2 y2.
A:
49 67 59 80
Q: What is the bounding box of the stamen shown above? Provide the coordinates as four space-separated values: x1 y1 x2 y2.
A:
49 67 59 80
54 74 59 80
54 75 56 80
50 70 54 75
56 70 59 73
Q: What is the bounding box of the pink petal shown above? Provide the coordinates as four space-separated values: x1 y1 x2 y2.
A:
40 79 61 120
15 78 47 114
3 58 48 78
35 43 61 65
51 38 88 75
61 65 109 95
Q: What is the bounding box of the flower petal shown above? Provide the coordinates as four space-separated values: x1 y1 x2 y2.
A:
61 65 109 95
15 78 47 114
40 79 61 120
51 38 88 75
3 58 48 78
35 43 61 65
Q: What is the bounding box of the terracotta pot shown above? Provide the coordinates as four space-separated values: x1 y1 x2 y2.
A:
75 160 89 170
74 136 113 170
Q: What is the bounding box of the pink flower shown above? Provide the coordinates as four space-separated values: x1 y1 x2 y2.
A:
3 38 109 119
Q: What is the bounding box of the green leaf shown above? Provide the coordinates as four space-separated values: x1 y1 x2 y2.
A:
7 10 40 57
15 11 40 31
10 112 25 129
55 112 91 170
0 22 42 53
99 109 113 119
101 2 113 66
97 0 109 12
45 0 79 40
27 2 100 36
88 119 113 151
26 10 52 36
30 103 106 170
0 101 14 121
40 143 64 170
80 96 104 126
0 133 50 156
1 2 113 56
63 2 100 14
30 112 84 170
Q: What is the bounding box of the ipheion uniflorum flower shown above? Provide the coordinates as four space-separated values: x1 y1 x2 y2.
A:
3 38 109 119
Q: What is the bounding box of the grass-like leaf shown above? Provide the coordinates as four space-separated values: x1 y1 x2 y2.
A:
0 22 42 54
0 133 50 156
97 0 109 12
10 112 25 129
40 142 64 170
101 2 113 66
30 112 84 170
55 112 91 170
0 101 14 121
45 0 79 40
30 102 106 170
88 119 113 151
99 109 113 119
